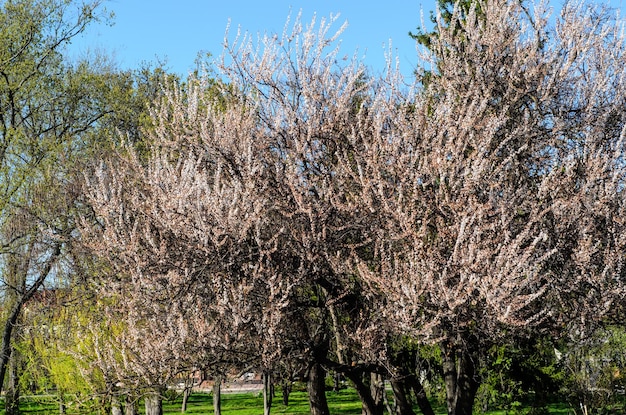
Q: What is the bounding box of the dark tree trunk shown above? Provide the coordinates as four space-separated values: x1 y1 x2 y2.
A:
5 347 20 415
333 372 342 392
0 303 22 399
441 341 480 415
390 377 416 415
307 362 330 415
263 371 272 415
144 389 163 415
346 371 384 415
281 380 292 406
213 375 222 415
406 374 436 415
0 243 61 393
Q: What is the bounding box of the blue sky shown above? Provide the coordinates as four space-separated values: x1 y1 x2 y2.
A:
67 0 432 80
67 0 624 81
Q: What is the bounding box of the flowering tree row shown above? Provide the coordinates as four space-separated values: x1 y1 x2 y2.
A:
81 1 626 414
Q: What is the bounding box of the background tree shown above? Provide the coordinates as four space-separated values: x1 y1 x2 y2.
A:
0 0 116 404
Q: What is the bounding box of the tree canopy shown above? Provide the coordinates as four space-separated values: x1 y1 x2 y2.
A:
80 1 626 415
3 1 626 415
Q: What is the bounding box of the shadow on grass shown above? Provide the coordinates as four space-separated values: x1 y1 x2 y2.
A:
1 389 601 414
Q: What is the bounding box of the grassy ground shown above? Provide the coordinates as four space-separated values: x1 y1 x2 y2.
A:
0 389 579 414
164 390 362 414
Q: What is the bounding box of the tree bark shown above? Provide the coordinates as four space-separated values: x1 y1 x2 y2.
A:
213 375 222 415
111 395 123 415
0 243 61 393
347 371 385 415
406 374 436 415
369 373 385 415
390 377 416 415
124 394 138 415
144 389 163 415
307 362 330 415
181 387 190 413
441 341 480 415
281 380 292 406
333 372 342 392
263 371 272 415
5 347 20 415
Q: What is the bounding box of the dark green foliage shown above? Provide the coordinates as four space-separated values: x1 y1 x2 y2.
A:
476 339 564 414
410 0 484 48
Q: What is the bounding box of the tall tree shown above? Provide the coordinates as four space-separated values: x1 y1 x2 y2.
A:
81 3 626 415
81 13 389 415
0 0 116 400
338 1 626 414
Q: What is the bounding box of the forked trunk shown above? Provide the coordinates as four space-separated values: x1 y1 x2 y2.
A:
442 341 480 415
406 374 436 415
346 371 384 415
307 362 330 415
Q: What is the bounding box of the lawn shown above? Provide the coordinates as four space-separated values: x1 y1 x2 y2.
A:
162 389 363 414
0 389 579 414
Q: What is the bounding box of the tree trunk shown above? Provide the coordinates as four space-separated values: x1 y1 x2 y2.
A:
307 362 330 415
407 374 436 415
0 303 21 398
213 375 222 415
0 243 61 393
390 377 416 415
281 380 292 406
181 372 197 413
5 347 20 415
124 394 138 415
369 373 385 415
181 387 190 413
144 389 163 415
441 341 480 415
111 395 123 415
263 371 272 415
345 370 384 415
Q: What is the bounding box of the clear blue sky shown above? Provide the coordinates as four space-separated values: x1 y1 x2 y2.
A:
67 0 432 80
67 0 624 81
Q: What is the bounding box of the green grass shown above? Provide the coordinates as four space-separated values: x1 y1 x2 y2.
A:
0 390 583 414
163 389 362 414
